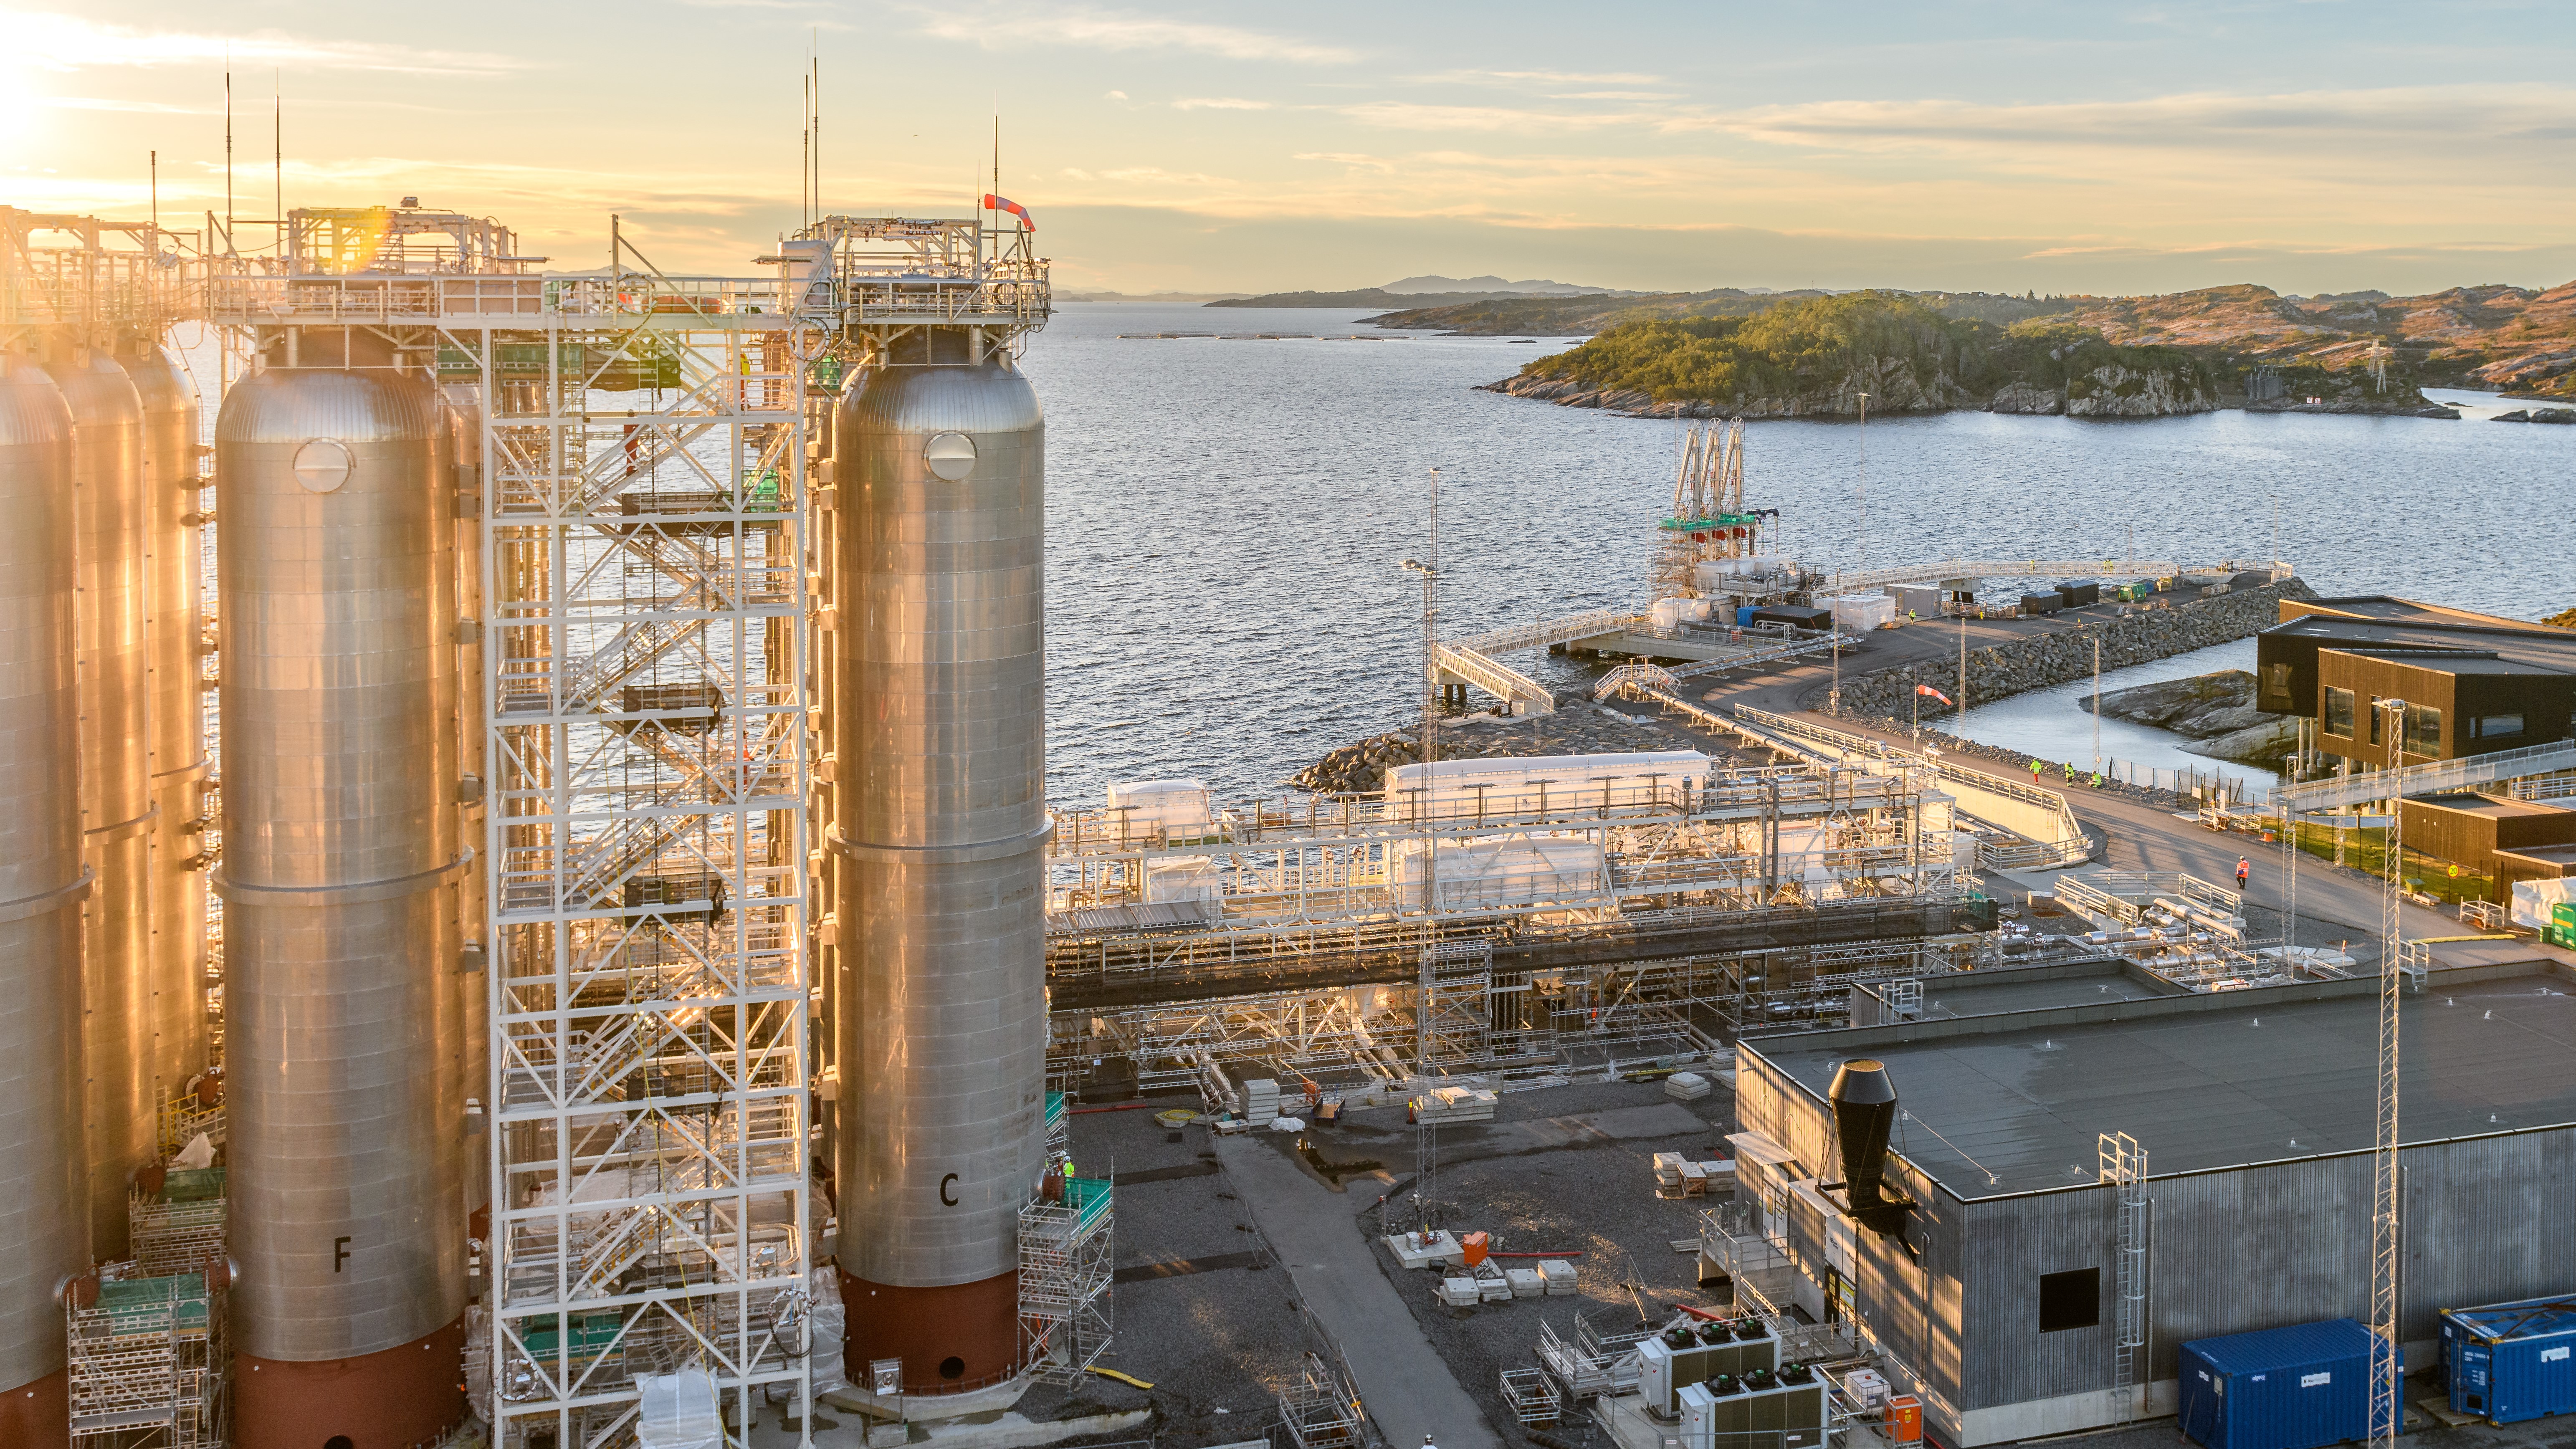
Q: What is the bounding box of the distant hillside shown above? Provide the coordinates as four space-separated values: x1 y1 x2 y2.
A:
1483 291 2244 420
1380 273 1655 297
1368 288 2078 336
1207 287 1546 309
2052 281 2576 401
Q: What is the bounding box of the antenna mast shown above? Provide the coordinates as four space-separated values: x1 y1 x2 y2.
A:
2369 696 2406 1449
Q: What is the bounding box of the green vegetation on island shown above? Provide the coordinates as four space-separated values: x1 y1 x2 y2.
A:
1485 291 2232 419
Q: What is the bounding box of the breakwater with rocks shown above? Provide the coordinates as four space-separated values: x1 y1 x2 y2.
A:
1289 705 1705 795
1818 579 2317 720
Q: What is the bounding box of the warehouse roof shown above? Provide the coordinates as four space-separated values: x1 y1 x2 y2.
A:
1747 966 2576 1199
1866 958 2187 1021
2285 596 2559 632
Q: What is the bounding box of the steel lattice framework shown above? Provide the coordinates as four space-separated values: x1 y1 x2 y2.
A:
473 235 822 1448
207 206 830 1447
2369 698 2407 1449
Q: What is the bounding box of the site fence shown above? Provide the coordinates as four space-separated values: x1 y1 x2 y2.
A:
2102 756 2255 805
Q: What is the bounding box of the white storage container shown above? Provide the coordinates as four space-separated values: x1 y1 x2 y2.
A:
1395 833 1607 913
1386 751 1716 814
1651 597 1688 628
1106 777 1213 834
1825 593 1897 634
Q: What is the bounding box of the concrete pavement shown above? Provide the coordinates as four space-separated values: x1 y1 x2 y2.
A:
1215 1133 1503 1449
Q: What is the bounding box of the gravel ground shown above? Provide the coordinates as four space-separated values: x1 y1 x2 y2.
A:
1326 1078 1748 1448
1040 1100 1350 1447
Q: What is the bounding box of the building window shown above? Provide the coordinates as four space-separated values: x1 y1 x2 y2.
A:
2368 696 2383 745
2264 663 2293 708
2404 703 2443 755
2323 687 2354 738
2477 713 2524 739
2039 1267 2100 1333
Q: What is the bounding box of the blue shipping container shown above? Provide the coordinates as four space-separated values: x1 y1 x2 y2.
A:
2443 1296 2576 1424
2179 1319 2400 1449
1737 606 1757 627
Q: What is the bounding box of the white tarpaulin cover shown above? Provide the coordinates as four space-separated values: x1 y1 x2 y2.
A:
1106 778 1213 832
635 1368 723 1449
1386 751 1713 814
2512 878 2576 930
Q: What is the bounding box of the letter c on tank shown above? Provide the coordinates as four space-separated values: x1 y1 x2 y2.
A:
940 1172 959 1206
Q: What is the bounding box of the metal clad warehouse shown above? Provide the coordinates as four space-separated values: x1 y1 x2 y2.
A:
1731 963 2576 1447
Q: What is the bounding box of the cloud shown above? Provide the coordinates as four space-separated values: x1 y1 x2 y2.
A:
1294 152 1397 173
1172 97 1271 111
907 3 1356 63
1415 68 1664 86
1337 102 1645 133
1549 91 1681 101
1106 90 1129 101
1 8 535 75
1679 84 2576 158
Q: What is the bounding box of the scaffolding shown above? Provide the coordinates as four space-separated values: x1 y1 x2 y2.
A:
1655 420 1768 600
1278 1355 1366 1449
66 1269 225 1449
204 203 826 1446
2098 1133 2149 1424
1016 1176 1113 1384
129 1168 227 1280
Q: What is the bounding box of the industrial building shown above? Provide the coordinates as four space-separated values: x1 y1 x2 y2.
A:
1726 962 2576 1447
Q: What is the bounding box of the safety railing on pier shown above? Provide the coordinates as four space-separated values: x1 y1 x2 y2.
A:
1448 608 1640 656
1723 706 2091 869
1432 640 1556 716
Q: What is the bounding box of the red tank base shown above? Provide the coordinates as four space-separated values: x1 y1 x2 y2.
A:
841 1269 1023 1393
236 1316 468 1449
0 1369 69 1449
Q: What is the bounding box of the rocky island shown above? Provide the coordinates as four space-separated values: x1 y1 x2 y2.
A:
2085 670 2299 772
1478 291 2249 420
1424 279 2576 420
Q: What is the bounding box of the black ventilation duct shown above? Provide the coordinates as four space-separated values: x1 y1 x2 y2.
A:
1827 1059 1913 1237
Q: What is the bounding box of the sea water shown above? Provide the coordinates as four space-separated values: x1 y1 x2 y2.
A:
1033 304 2554 802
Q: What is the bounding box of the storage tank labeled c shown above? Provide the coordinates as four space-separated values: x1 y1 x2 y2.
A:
0 354 87 1447
830 349 1049 1392
215 362 466 1446
47 352 154 1262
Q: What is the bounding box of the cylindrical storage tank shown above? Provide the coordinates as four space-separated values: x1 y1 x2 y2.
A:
215 365 466 1446
49 352 153 1261
831 353 1048 1393
130 345 212 1157
0 355 86 1447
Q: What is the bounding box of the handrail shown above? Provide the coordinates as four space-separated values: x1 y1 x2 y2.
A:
2273 738 2576 812
1448 608 1639 656
1432 641 1556 716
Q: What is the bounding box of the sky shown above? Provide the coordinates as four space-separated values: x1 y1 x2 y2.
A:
5 1 2574 298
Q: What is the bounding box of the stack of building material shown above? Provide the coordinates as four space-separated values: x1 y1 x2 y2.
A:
1478 1266 1515 1303
1696 1159 1738 1194
1653 1152 1688 1194
1664 1070 1712 1101
1505 1267 1544 1299
1437 1276 1482 1307
1409 1086 1498 1124
1244 1077 1280 1122
1678 1161 1710 1196
1539 1259 1578 1296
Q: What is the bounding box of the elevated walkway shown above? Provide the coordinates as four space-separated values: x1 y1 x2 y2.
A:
2272 738 2576 813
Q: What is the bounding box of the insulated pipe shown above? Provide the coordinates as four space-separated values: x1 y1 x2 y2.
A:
50 351 153 1261
0 354 86 1448
130 344 212 1151
216 361 466 1447
831 346 1049 1394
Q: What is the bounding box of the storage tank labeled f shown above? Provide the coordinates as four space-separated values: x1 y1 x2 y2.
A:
215 353 467 1447
830 336 1049 1393
0 354 87 1448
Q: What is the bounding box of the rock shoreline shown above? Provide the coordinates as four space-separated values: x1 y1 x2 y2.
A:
1818 580 2316 721
1480 372 2457 420
1287 706 1708 796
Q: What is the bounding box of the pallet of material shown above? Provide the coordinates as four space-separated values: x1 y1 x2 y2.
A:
1664 1071 1712 1101
1437 1276 1481 1307
1698 1159 1737 1193
1539 1259 1578 1295
1652 1151 1687 1188
1506 1268 1544 1299
1409 1086 1498 1124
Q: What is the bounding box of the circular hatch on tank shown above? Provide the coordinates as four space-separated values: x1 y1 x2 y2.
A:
921 431 977 482
292 437 354 493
